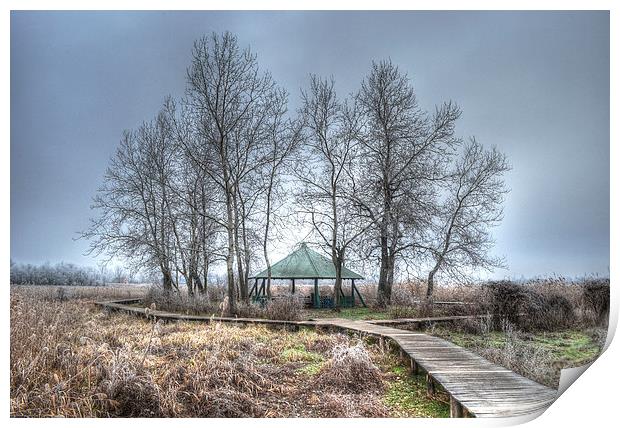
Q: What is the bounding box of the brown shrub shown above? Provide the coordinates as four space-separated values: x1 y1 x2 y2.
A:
310 392 390 417
479 280 576 332
143 286 219 315
531 293 574 331
263 297 304 321
314 342 384 393
480 281 528 329
581 278 610 326
235 296 303 321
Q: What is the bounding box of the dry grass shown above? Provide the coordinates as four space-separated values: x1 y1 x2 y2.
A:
313 342 385 393
10 287 447 418
144 286 305 321
11 284 148 302
142 287 220 316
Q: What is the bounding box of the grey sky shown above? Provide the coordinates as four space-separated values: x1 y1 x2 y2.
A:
10 11 609 279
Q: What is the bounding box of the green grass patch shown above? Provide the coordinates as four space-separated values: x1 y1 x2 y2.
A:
383 366 450 418
432 328 602 371
280 343 324 363
371 349 449 418
296 361 325 376
304 307 390 320
522 331 601 367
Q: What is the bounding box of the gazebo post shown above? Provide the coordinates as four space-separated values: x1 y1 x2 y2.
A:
314 278 320 308
260 278 266 297
351 279 355 307
291 278 295 294
249 278 258 298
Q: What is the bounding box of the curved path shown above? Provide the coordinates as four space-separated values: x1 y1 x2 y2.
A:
96 299 557 418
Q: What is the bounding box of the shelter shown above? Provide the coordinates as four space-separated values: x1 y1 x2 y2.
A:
249 243 365 308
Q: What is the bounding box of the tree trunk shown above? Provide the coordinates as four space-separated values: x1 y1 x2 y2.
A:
201 262 209 300
162 268 173 291
386 252 395 303
333 262 343 309
426 268 438 301
233 193 248 302
264 253 272 299
225 188 237 315
192 269 203 295
186 274 194 297
242 237 251 298
377 235 390 307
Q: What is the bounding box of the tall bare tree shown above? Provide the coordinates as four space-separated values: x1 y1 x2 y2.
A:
161 98 227 298
184 32 283 311
83 110 178 290
354 60 461 306
297 75 369 308
425 139 510 299
259 92 301 298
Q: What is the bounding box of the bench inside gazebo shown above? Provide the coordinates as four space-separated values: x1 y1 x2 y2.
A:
249 243 366 308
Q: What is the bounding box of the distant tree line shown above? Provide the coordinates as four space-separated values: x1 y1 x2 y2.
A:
82 32 510 312
9 260 142 286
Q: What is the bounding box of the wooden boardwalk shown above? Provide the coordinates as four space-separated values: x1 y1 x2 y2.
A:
318 319 557 418
96 299 557 418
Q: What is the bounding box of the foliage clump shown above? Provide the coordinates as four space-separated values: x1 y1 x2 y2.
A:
581 278 610 326
314 342 385 393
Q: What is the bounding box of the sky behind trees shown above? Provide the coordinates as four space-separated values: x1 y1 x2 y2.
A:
10 11 609 279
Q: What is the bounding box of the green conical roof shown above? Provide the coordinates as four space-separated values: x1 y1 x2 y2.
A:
251 243 364 280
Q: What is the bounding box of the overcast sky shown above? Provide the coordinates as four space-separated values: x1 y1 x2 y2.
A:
10 11 609 279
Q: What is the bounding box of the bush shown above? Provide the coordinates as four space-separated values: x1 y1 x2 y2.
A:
264 297 303 321
314 342 384 393
481 281 576 332
481 281 529 329
581 278 610 326
531 293 574 331
143 286 219 315
236 297 303 321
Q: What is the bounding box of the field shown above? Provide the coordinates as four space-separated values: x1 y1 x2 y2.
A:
10 287 449 418
10 278 609 417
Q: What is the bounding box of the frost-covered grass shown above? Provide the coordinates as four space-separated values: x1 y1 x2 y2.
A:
10 288 448 417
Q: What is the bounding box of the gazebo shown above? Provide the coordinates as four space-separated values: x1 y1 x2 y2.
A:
249 243 366 308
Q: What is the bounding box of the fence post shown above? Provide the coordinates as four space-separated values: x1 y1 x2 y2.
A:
426 373 435 396
450 396 464 418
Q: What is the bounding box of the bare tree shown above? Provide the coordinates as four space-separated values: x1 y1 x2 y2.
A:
184 32 283 312
162 98 227 299
296 75 369 308
354 60 461 306
259 92 301 298
425 139 510 299
82 110 178 291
